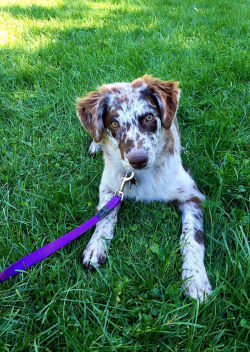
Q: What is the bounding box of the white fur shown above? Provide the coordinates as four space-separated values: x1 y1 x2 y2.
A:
88 141 102 155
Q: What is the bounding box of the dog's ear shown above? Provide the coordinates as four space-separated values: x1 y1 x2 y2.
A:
141 75 180 129
77 91 106 142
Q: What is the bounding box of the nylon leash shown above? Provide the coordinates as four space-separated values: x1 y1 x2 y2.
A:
0 172 134 283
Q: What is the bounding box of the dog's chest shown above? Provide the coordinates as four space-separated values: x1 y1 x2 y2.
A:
124 164 180 202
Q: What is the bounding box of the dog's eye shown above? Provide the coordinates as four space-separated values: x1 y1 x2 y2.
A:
145 114 154 122
111 121 119 128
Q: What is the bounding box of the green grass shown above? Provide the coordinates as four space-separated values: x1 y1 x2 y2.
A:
0 0 249 350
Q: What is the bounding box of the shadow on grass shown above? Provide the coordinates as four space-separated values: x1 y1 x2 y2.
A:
0 0 181 100
0 0 215 97
0 2 91 20
0 0 248 207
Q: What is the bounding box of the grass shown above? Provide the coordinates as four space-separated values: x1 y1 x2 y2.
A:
0 0 249 350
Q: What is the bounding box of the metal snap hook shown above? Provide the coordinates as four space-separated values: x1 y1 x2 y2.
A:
115 172 135 200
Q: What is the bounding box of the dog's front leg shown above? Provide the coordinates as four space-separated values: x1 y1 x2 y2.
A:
82 185 120 269
176 194 212 302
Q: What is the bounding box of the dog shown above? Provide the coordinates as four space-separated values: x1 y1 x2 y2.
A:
77 75 212 302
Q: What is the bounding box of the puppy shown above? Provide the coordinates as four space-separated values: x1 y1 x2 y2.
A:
77 75 212 302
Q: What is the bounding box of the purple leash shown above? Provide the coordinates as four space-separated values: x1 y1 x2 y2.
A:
0 172 134 283
0 195 121 283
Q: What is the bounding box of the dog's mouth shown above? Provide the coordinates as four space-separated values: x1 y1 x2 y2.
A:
123 160 152 173
129 160 148 170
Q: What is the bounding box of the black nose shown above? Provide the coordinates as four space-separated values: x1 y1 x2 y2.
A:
128 152 148 169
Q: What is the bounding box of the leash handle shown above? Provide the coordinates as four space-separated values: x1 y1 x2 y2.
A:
0 195 122 283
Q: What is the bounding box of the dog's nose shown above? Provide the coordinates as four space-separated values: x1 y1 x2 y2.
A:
128 152 148 169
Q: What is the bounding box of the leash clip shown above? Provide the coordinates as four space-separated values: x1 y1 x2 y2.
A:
115 172 135 200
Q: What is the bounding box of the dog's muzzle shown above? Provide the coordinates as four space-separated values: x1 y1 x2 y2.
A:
128 151 148 169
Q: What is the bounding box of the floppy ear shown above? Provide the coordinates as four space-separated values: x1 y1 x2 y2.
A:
142 75 181 129
77 91 106 142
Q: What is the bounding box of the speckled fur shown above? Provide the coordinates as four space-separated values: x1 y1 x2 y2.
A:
77 75 212 302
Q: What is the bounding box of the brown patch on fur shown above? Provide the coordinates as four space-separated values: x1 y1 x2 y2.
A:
131 78 144 88
194 229 204 244
109 96 130 115
126 122 131 129
163 129 175 154
117 95 129 103
138 114 158 134
137 140 143 148
103 108 125 140
101 133 113 155
77 91 106 142
101 131 109 143
99 85 121 95
99 85 128 109
172 196 203 211
140 89 161 118
185 196 202 206
103 108 119 128
118 138 135 160
141 75 180 129
173 116 180 136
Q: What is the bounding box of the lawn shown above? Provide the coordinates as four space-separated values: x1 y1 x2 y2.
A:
0 0 249 350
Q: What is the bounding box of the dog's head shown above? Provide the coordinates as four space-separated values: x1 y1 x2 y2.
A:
77 75 180 171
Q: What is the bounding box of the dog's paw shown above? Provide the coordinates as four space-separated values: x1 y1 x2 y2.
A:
182 267 212 302
82 241 107 269
88 141 102 156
